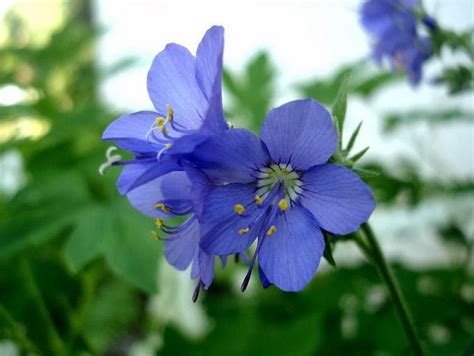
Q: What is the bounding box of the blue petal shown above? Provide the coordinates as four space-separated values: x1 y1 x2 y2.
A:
200 184 263 255
193 128 269 184
165 133 208 156
127 171 193 217
300 164 375 235
103 111 162 153
195 26 228 134
183 166 213 220
147 44 207 130
360 0 395 35
258 266 272 288
117 157 182 194
260 99 337 170
258 205 325 292
198 250 215 289
196 26 224 103
201 86 228 133
165 217 200 270
117 162 154 195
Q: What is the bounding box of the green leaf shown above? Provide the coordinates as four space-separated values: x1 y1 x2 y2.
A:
297 64 354 105
63 201 162 294
0 173 90 260
104 202 161 294
352 71 400 97
353 167 380 179
438 222 470 248
64 206 113 272
331 72 351 146
384 109 474 132
435 65 473 94
223 51 275 132
350 146 370 163
345 121 363 154
322 232 337 268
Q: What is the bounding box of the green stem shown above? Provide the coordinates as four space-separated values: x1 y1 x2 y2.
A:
360 223 425 356
352 231 374 264
20 259 65 356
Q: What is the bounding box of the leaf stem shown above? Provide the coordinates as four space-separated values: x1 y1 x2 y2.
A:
359 223 425 356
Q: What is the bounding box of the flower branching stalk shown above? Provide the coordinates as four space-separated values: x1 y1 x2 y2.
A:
355 223 425 356
330 74 424 355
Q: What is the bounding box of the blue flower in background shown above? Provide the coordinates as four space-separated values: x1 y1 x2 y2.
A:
192 99 375 291
360 0 432 85
100 26 229 297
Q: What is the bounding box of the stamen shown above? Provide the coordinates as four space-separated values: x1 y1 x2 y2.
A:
157 144 172 159
192 280 201 303
154 218 164 229
255 195 263 206
154 203 170 213
266 225 277 236
151 231 160 240
98 146 122 175
239 227 250 235
234 204 245 215
278 199 288 211
166 104 174 122
158 125 170 136
155 116 166 127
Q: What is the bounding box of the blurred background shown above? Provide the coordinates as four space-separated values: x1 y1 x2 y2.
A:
0 0 472 355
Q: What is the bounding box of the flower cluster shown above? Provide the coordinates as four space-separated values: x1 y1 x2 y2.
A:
102 27 375 299
360 0 435 85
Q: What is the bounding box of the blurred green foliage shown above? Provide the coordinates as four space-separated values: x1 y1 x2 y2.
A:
223 51 275 133
297 61 401 107
0 2 472 355
0 4 160 355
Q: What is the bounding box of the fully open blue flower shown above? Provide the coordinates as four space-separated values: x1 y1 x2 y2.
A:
192 99 375 291
101 26 228 296
360 0 432 85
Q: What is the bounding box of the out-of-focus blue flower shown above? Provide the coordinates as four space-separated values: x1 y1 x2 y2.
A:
192 99 376 292
101 26 228 297
360 0 432 85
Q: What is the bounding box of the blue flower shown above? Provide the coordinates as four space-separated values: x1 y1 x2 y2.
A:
192 99 375 291
101 26 228 297
360 0 432 85
102 25 228 195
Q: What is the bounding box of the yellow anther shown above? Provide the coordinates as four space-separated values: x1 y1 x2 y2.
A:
166 105 174 122
151 231 160 240
255 195 263 206
234 204 245 215
239 227 250 235
165 143 172 149
278 198 289 211
154 218 164 229
266 225 277 236
154 203 170 213
155 116 166 127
